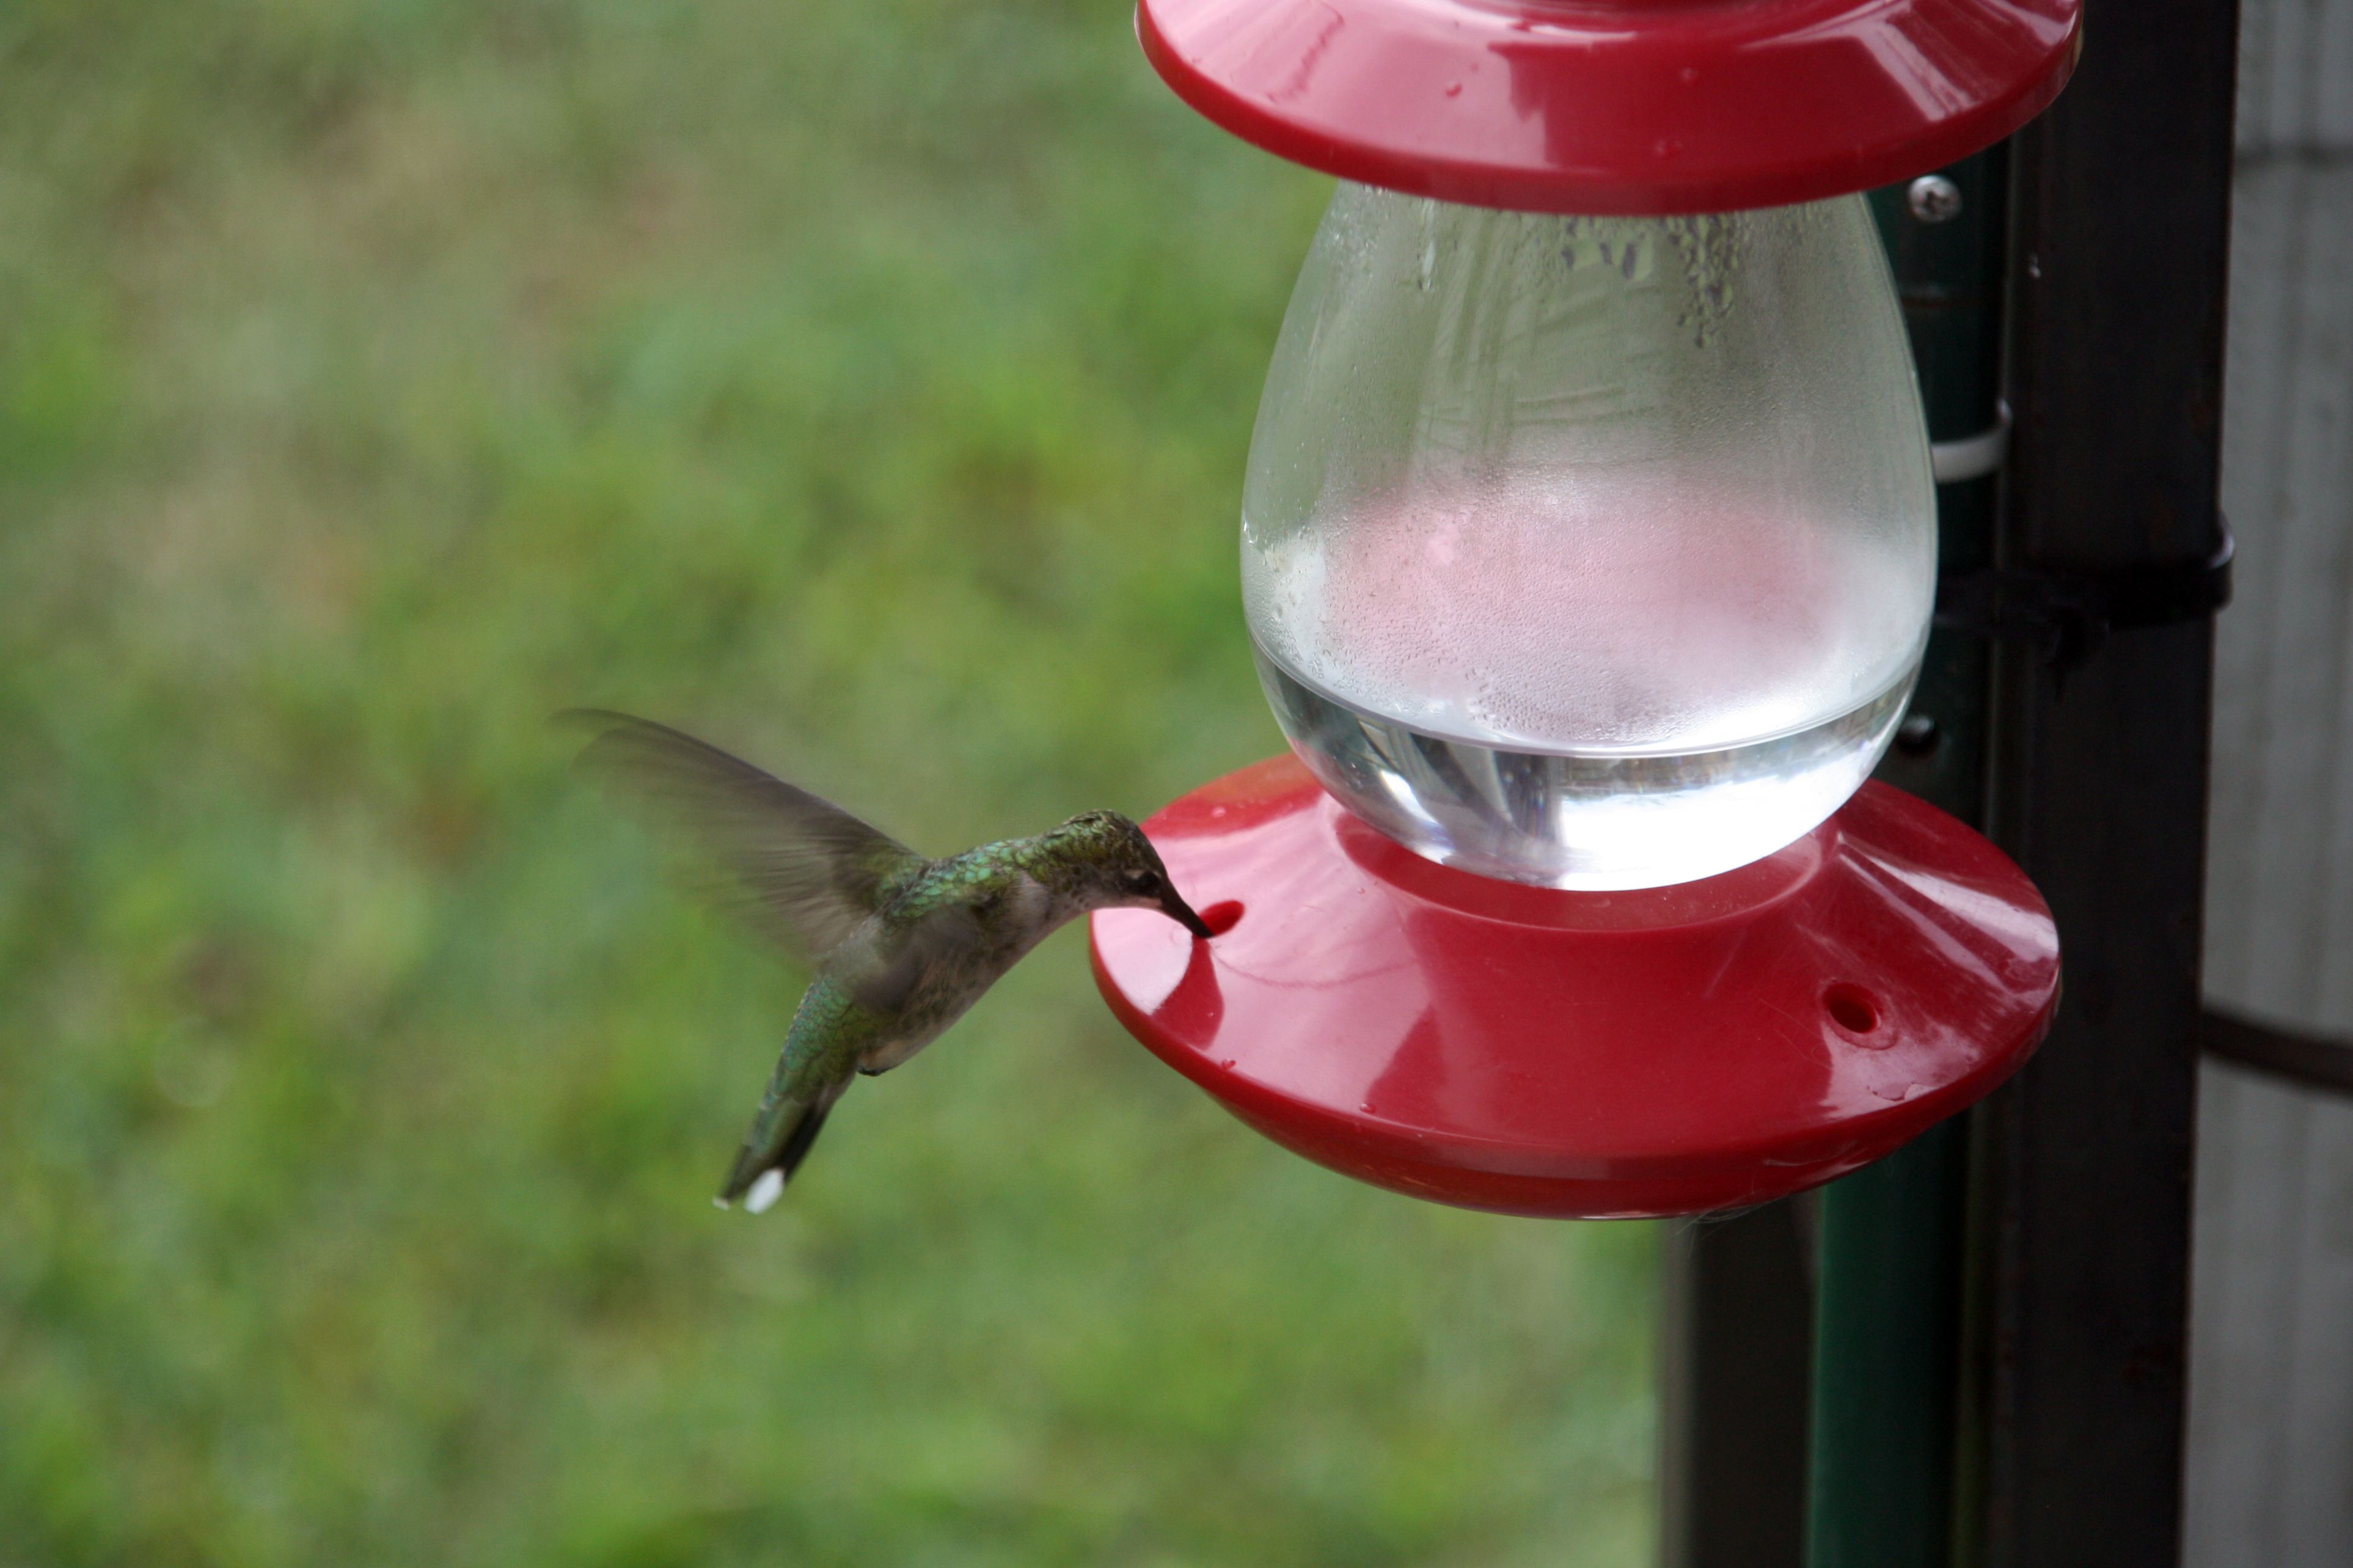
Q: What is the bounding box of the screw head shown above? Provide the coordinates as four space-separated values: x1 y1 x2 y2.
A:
1908 174 1963 223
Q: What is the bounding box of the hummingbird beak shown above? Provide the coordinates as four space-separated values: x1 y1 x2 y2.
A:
1162 888 1215 942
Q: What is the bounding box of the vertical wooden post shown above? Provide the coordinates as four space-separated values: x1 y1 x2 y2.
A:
1975 0 2240 1560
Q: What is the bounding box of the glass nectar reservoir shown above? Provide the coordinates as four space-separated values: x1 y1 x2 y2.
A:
1242 184 1938 890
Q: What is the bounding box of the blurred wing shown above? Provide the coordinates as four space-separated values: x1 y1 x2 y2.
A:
837 897 992 1018
563 709 928 962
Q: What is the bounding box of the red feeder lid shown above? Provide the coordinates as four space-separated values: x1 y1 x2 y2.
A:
1094 755 2057 1218
1139 0 2080 214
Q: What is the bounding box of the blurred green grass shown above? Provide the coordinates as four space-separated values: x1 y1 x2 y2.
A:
0 2 1655 1563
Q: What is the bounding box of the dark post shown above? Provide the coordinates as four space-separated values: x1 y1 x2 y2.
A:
1806 144 2010 1568
1975 0 2239 1562
1658 1203 1815 1568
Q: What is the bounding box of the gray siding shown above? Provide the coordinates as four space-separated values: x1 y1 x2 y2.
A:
2187 0 2353 1559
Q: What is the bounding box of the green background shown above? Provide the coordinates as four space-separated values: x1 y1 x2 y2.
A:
0 2 1655 1562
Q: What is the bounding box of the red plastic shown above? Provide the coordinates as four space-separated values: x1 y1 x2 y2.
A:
1139 0 2080 214
1093 755 2058 1218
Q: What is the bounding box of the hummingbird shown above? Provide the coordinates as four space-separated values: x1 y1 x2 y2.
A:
563 709 1213 1212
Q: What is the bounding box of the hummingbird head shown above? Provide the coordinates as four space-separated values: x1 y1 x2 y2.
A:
1041 811 1213 940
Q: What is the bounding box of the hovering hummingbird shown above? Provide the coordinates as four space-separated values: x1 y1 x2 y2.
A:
563 709 1213 1213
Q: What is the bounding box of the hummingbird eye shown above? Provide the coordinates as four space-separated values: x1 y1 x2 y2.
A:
1124 868 1158 892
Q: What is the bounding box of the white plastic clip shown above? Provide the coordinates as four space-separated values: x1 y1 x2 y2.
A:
1931 400 2011 485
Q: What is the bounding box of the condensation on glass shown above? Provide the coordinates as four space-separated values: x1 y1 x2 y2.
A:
1243 183 1936 889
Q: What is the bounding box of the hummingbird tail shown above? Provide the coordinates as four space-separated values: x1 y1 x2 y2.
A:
717 1097 835 1213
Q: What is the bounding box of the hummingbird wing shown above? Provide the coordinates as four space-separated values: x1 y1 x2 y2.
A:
562 709 929 964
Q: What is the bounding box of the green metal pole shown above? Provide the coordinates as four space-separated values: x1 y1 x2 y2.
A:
1804 145 2010 1568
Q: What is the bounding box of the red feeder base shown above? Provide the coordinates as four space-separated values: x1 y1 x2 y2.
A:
1093 755 2058 1218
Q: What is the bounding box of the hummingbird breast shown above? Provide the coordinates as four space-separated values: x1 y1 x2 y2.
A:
847 872 1073 1076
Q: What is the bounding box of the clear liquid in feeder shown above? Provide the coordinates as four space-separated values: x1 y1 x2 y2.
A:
1242 184 1938 890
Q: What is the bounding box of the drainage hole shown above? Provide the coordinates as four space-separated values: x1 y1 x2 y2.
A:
1824 983 1881 1035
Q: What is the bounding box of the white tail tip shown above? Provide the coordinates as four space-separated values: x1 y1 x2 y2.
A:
745 1169 786 1214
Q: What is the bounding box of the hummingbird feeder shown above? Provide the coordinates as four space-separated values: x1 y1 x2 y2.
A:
1092 0 2076 1217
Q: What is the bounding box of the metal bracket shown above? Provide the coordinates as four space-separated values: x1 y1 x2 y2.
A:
1931 520 2234 669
